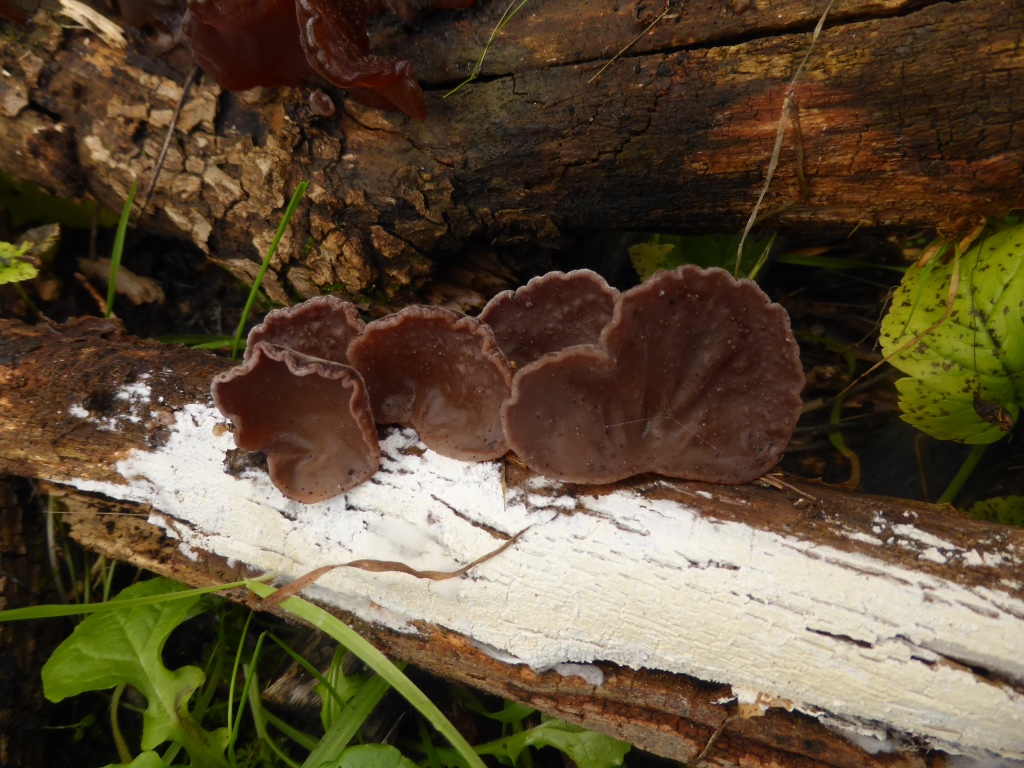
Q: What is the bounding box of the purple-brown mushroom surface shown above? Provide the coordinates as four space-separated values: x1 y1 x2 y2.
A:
181 0 474 119
479 270 618 369
502 265 805 485
348 306 513 461
211 342 380 503
245 295 365 365
183 0 314 93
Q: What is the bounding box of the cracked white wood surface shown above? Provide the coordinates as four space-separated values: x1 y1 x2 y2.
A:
60 382 1024 762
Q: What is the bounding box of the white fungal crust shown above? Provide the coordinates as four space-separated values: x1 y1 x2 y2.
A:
67 411 1024 762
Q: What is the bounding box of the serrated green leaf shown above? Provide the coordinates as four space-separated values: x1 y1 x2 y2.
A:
0 241 38 284
879 223 1024 443
42 578 230 767
476 719 630 768
968 496 1024 527
324 744 418 768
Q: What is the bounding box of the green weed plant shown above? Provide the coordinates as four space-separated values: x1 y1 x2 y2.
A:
0 240 37 284
878 221 1024 445
2 576 630 768
629 233 774 281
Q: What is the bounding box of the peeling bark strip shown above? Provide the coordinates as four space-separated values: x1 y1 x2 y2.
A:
1 319 1023 765
2 0 1023 302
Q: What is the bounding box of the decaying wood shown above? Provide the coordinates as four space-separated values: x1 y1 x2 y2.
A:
2 0 1023 303
2 317 1023 766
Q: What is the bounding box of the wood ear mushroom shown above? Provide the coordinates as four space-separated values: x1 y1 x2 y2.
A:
178 0 474 119
212 266 805 503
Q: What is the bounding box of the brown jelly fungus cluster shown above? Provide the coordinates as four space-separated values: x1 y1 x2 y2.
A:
118 0 473 119
212 266 805 503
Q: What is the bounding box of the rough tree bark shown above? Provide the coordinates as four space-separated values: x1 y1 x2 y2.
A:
1 0 1022 303
2 318 1023 766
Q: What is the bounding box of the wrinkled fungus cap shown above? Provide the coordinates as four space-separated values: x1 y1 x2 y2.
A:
479 269 618 368
348 306 513 460
184 0 314 92
502 265 805 484
245 296 365 365
182 0 474 119
211 342 380 503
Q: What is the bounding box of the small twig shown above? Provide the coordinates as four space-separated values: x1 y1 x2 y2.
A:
445 0 530 98
589 1 675 85
75 272 111 316
56 0 126 48
789 102 810 200
759 473 820 502
136 65 199 221
261 525 532 608
735 0 837 275
692 716 734 766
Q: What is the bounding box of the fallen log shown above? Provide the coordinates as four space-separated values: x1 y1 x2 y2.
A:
1 317 1022 766
1 0 1022 303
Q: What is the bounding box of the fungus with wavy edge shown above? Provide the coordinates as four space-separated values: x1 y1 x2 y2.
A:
182 0 474 119
347 306 513 461
245 295 365 365
479 269 618 369
502 265 805 485
211 341 380 503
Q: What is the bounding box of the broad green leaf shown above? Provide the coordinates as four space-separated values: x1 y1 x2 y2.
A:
968 496 1024 527
42 578 230 767
476 718 630 768
325 744 418 768
103 751 170 768
450 686 536 723
878 223 1024 443
0 241 37 284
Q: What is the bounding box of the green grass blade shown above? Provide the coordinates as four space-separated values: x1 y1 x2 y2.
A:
106 181 138 319
445 0 529 98
154 334 234 349
227 607 256 763
262 707 320 753
267 633 347 711
231 180 309 360
246 580 486 768
303 672 394 768
0 576 272 622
